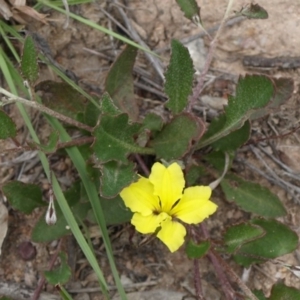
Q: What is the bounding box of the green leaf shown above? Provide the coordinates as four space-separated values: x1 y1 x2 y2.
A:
205 150 234 172
224 223 265 253
105 45 139 121
211 119 251 151
100 161 138 198
185 164 205 186
165 40 194 114
141 113 164 132
44 252 72 285
33 200 90 243
32 206 71 242
151 113 201 160
198 75 273 148
221 174 287 218
92 113 144 163
99 195 133 226
269 283 300 300
226 74 273 117
250 78 294 120
36 80 88 120
270 78 294 108
137 113 165 147
252 290 266 300
238 3 268 19
3 181 46 214
233 218 298 267
175 0 200 21
21 35 39 84
0 110 17 139
84 98 101 127
186 240 210 259
63 181 82 206
100 92 122 116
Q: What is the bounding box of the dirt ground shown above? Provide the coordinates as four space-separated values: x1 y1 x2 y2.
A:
1 0 300 299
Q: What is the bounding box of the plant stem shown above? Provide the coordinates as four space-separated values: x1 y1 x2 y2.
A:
200 223 236 300
134 154 150 176
0 136 95 154
0 87 93 132
212 249 259 300
190 226 204 299
207 252 235 300
194 258 204 300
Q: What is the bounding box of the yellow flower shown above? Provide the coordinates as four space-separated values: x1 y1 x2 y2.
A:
120 162 217 252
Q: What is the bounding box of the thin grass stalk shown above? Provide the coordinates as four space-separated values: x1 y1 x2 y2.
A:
0 50 111 298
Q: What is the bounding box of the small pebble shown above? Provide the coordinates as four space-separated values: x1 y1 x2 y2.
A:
18 241 37 261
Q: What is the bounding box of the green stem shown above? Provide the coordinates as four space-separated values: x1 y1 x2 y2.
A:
49 117 128 300
0 49 110 298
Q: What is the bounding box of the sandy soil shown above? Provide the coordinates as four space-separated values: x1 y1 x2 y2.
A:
1 0 300 299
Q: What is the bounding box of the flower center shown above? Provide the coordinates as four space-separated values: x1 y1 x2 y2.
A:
157 212 171 225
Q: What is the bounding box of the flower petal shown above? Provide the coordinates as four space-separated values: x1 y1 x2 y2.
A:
132 212 170 234
120 177 160 215
149 162 185 212
157 219 186 252
171 186 217 224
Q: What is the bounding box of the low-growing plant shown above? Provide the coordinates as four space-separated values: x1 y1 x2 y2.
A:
0 1 299 299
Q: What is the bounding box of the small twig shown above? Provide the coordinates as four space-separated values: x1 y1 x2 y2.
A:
33 239 63 300
61 0 70 29
237 158 282 186
248 124 300 144
0 150 38 165
106 7 118 57
188 0 236 112
83 47 164 98
56 136 95 150
134 154 150 176
134 81 166 99
83 47 153 80
17 159 27 180
68 280 158 293
253 264 275 282
155 16 245 54
0 136 95 155
139 74 163 91
250 145 300 194
194 259 204 300
0 88 93 132
98 4 131 38
113 0 164 81
0 282 59 300
257 144 300 180
235 158 300 202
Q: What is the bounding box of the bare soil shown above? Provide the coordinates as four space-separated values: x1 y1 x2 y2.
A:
1 1 300 299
